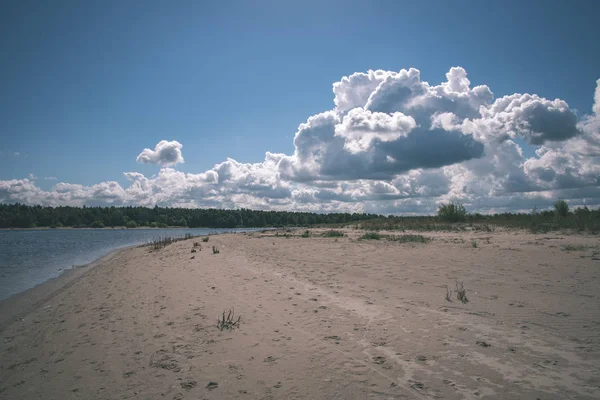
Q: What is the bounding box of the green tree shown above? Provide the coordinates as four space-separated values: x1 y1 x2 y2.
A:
90 220 105 228
554 199 569 217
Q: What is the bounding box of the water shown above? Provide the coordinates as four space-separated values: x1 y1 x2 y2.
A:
0 227 264 300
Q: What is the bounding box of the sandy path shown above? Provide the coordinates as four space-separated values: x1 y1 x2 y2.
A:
1 229 599 399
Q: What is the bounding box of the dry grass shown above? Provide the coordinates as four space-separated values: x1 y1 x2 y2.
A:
217 309 241 331
456 280 469 304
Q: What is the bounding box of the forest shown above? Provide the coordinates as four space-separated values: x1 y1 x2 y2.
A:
1 201 598 233
0 203 380 229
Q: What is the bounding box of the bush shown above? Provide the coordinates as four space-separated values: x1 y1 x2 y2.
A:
212 245 220 254
125 220 138 229
301 230 311 238
554 199 569 217
438 202 467 222
202 237 210 242
90 220 105 228
360 232 382 240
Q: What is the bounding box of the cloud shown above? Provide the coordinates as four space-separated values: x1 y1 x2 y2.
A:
136 140 184 166
1 68 599 214
474 94 580 144
43 177 58 181
334 108 416 153
281 67 492 181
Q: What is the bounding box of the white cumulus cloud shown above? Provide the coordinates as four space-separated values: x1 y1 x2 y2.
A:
136 140 184 166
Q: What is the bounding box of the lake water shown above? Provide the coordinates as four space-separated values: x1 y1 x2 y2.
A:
0 228 264 300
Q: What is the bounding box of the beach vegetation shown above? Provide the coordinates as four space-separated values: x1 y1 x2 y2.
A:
387 234 430 243
455 280 469 303
445 285 452 302
438 202 467 222
217 308 241 331
322 230 345 237
561 244 590 252
360 232 382 240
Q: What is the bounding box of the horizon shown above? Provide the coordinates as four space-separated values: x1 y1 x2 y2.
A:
2 0 600 215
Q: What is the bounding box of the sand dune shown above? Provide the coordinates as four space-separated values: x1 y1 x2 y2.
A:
1 229 599 399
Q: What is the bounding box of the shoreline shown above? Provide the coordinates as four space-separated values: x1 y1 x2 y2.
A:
0 226 282 231
0 245 136 331
0 227 274 305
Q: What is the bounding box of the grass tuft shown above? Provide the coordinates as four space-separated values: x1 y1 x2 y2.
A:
147 234 197 250
360 232 382 240
388 234 430 243
561 244 589 252
217 308 241 331
212 245 220 254
322 230 345 238
455 280 469 304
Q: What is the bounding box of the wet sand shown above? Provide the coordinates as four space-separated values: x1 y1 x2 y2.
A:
1 229 599 399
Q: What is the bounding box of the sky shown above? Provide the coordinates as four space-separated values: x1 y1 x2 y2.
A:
1 0 599 214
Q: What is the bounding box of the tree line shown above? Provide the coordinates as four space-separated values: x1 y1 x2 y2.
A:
0 204 381 229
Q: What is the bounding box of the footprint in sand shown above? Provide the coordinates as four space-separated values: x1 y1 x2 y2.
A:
180 379 197 390
410 380 425 390
372 356 386 364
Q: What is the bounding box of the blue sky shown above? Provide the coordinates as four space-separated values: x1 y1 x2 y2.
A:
1 0 599 213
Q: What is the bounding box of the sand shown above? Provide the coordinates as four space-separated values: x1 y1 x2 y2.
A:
1 229 599 399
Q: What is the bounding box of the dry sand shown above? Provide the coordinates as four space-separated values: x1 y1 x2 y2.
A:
1 229 599 399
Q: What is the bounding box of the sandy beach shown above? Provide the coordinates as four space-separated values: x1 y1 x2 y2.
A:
1 229 599 399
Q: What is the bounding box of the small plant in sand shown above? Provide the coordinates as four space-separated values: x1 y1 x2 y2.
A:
455 280 469 304
301 230 311 238
191 248 197 253
322 230 345 238
388 234 430 243
445 285 452 302
471 240 478 248
217 308 241 331
212 245 220 254
202 237 210 242
193 241 201 247
561 244 588 252
360 232 382 240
